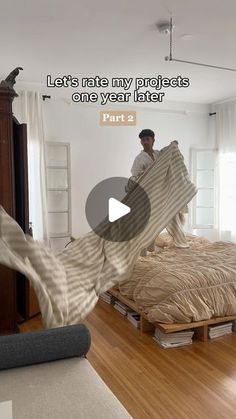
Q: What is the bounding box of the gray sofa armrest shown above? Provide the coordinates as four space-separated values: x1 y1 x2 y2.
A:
0 324 91 370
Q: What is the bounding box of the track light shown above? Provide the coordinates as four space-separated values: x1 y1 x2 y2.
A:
158 18 236 72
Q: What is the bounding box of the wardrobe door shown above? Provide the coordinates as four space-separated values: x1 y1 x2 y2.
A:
13 119 40 319
0 88 18 334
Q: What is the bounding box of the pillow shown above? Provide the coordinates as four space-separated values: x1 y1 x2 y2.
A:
155 232 210 249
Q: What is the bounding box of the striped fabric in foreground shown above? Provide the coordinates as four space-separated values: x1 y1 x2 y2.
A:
0 143 197 328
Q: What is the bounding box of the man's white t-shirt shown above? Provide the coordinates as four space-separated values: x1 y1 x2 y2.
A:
131 150 160 177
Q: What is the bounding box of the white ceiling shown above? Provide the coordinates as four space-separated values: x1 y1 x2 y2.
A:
1 0 236 104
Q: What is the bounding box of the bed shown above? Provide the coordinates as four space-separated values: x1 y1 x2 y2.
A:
112 234 236 330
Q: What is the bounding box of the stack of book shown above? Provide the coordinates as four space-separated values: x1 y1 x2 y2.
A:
153 328 194 348
233 321 236 332
208 322 232 339
99 291 116 305
127 311 141 328
113 300 131 315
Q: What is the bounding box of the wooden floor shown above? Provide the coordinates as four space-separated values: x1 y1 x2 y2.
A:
20 301 236 419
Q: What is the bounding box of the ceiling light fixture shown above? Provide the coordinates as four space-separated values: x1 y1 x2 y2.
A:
156 21 174 35
159 18 236 72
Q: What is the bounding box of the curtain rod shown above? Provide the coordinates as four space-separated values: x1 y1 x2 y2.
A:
40 94 215 117
42 95 51 101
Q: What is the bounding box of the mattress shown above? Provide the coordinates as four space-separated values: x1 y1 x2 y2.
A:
118 235 236 323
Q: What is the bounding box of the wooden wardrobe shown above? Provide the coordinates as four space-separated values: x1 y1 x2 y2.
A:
0 80 39 334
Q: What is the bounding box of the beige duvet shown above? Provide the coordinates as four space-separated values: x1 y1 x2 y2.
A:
118 235 236 323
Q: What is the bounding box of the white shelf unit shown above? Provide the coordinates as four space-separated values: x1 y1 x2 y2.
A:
190 148 218 240
46 142 71 249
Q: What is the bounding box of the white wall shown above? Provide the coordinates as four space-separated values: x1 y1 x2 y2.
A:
15 83 214 237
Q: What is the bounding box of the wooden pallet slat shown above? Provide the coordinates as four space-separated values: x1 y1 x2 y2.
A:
155 315 236 334
108 288 236 342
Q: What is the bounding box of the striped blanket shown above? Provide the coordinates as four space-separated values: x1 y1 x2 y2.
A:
0 143 197 328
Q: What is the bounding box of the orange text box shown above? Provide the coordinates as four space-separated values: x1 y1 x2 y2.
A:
100 111 136 126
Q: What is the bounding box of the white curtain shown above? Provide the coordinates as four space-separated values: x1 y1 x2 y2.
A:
216 100 236 242
13 91 49 244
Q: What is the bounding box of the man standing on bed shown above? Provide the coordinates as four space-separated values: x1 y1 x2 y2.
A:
131 129 188 252
131 129 161 177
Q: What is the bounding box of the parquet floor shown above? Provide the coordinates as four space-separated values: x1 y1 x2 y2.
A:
20 301 236 419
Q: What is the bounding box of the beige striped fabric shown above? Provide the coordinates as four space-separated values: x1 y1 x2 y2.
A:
0 143 197 328
166 214 190 248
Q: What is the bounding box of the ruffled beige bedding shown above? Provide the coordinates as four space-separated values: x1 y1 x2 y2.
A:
118 235 236 323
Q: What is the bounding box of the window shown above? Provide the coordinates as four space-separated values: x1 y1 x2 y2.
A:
218 153 236 240
46 142 71 249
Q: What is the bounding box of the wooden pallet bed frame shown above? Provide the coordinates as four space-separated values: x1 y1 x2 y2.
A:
109 288 236 342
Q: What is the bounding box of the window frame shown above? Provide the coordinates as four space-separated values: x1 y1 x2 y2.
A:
45 141 72 239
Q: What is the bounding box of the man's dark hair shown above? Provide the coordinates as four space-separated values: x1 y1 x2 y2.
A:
139 129 155 139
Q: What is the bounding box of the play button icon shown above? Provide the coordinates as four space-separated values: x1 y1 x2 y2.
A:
85 177 151 242
108 198 131 222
